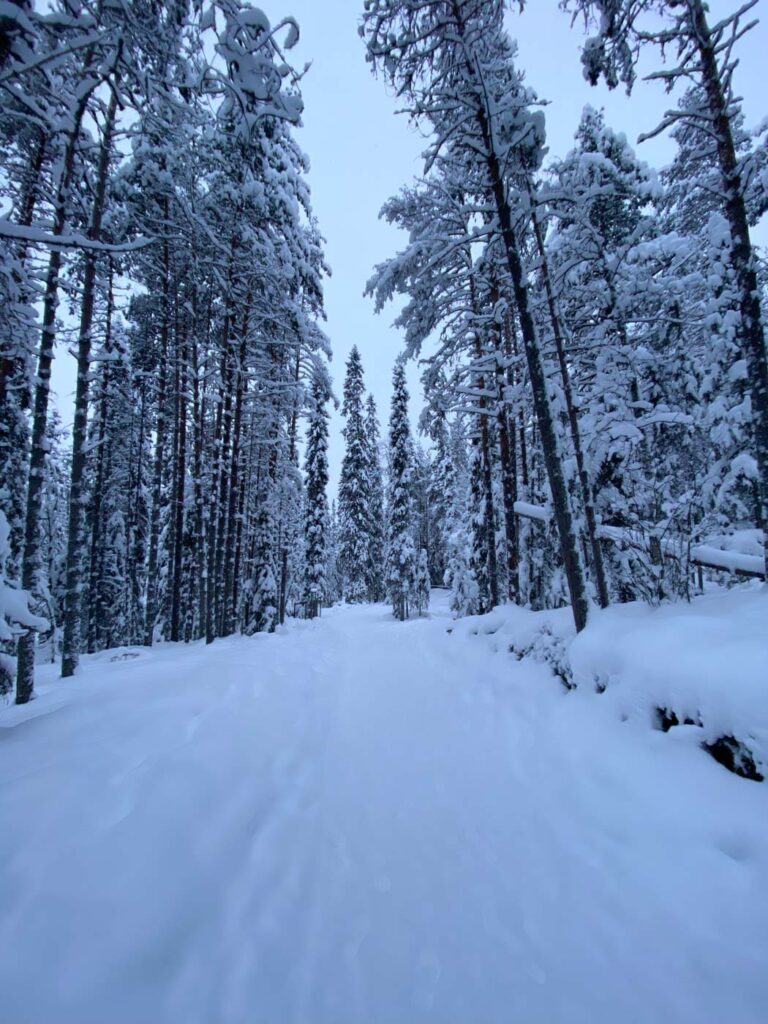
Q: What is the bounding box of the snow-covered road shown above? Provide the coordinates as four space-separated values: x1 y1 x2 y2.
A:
1 593 766 1024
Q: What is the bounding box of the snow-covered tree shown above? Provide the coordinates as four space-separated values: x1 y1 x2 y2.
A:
414 548 431 617
443 420 479 617
362 0 591 631
386 362 417 620
364 394 386 603
303 375 330 619
338 346 370 602
564 0 768 570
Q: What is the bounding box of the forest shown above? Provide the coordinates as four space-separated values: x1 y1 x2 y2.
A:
1 2 767 1021
1 0 765 707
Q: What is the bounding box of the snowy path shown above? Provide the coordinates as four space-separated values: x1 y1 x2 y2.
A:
1 594 766 1024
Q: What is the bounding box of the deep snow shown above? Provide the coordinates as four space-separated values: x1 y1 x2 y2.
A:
1 590 767 1024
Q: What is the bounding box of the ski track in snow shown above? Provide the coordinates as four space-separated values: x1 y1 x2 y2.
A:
1 592 767 1024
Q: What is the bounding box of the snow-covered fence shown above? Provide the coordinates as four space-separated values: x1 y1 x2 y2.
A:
513 502 766 580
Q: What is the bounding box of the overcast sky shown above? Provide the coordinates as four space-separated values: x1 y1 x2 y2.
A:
282 0 767 492
48 1 767 495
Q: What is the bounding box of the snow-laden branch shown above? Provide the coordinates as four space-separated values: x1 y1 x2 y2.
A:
0 220 154 252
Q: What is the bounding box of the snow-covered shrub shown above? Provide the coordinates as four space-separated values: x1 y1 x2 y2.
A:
511 623 574 691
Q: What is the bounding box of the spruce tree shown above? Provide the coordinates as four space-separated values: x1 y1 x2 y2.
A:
414 548 431 616
364 394 386 602
386 362 416 620
362 0 591 631
338 347 370 602
303 375 330 619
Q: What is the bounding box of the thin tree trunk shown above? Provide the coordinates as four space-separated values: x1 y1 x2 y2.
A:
169 314 188 642
213 337 235 637
144 223 171 647
206 294 233 645
61 87 118 677
495 327 519 602
689 0 768 572
450 0 590 631
86 262 115 653
16 71 100 701
278 348 301 625
0 131 47 580
468 276 499 610
222 329 248 635
190 292 207 639
528 194 610 608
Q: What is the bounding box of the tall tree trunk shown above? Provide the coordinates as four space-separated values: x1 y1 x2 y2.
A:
128 380 148 643
144 223 171 647
206 294 233 645
16 72 100 702
486 159 588 629
689 0 768 573
222 329 248 636
278 348 301 625
0 131 46 579
213 336 235 637
169 315 188 642
528 194 610 608
450 0 590 631
61 87 118 678
495 316 519 602
86 262 115 653
469 276 499 609
190 292 207 640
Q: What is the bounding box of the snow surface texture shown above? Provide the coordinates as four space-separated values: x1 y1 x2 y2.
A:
1 589 767 1024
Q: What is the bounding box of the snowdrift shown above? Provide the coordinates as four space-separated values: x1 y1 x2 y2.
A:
455 582 768 780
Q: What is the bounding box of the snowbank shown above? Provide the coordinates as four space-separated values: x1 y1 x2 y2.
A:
455 582 768 777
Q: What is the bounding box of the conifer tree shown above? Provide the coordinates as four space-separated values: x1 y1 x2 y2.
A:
364 394 386 602
564 0 768 570
303 375 330 619
325 501 343 606
443 419 478 617
362 0 591 631
414 548 431 616
386 362 417 620
338 346 370 602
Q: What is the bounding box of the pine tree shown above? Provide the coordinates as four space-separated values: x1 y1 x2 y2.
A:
386 362 417 620
414 548 431 616
303 375 330 619
362 0 591 630
427 414 452 590
444 419 479 617
338 347 370 602
325 500 343 606
565 0 768 572
364 394 386 602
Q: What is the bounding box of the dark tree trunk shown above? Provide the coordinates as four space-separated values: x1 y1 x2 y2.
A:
190 293 208 640
529 196 610 608
61 87 118 677
206 292 233 645
449 0 590 632
16 72 99 701
689 0 768 573
222 329 248 636
144 226 171 647
495 323 519 602
86 262 115 653
278 348 301 625
169 315 188 642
